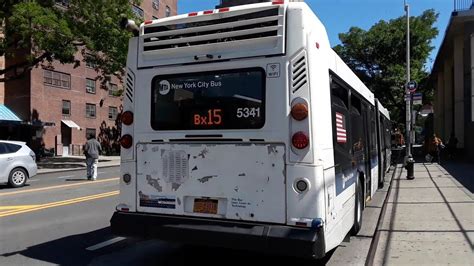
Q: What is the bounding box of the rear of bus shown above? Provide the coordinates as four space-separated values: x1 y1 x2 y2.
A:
111 1 333 258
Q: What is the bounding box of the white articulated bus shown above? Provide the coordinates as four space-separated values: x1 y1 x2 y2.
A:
111 1 391 259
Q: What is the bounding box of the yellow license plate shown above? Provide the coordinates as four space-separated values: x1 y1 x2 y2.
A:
193 199 218 214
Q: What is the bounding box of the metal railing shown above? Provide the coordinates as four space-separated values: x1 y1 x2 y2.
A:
454 0 474 11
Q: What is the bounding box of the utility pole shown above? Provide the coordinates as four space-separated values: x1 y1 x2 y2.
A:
404 0 415 180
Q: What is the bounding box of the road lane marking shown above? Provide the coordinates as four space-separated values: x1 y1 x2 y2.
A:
0 178 119 197
86 237 126 251
0 205 41 210
0 190 119 218
57 175 75 179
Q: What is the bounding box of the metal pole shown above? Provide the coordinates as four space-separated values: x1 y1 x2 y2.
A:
404 0 415 179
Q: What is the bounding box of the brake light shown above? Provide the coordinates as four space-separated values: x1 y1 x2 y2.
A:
121 111 134 126
291 103 308 121
120 134 133 149
292 132 309 149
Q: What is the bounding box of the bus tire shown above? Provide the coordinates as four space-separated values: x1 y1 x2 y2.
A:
351 178 363 235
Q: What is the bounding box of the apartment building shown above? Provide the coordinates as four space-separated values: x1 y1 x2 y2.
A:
1 0 177 156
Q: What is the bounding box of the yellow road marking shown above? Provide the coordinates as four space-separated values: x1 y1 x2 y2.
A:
0 191 119 218
0 205 41 210
0 178 119 197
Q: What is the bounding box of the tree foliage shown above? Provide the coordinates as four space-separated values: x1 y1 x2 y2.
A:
333 9 439 125
0 0 142 84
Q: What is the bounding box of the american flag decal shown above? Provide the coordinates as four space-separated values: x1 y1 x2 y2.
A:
335 112 347 143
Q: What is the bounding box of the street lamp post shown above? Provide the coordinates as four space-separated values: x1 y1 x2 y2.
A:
404 0 415 180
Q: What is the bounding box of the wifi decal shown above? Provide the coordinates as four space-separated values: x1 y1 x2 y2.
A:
266 63 280 78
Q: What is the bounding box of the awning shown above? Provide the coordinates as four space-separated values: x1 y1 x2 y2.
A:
0 104 22 122
61 120 81 129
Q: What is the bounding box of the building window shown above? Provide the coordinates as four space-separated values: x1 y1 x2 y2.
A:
86 103 96 118
85 54 97 69
55 0 69 8
44 70 70 89
108 83 119 97
152 0 159 10
166 5 171 17
85 60 95 69
132 5 144 18
109 106 118 120
86 78 96 94
62 100 71 116
85 128 96 139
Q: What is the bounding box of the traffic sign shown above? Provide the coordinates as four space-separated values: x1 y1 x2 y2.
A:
407 81 417 93
413 92 422 105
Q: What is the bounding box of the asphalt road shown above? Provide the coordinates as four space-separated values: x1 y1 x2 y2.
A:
0 166 383 265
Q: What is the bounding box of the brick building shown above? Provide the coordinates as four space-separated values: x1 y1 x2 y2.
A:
1 0 177 156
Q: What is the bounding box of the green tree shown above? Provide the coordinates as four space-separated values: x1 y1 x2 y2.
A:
333 9 438 126
0 0 141 84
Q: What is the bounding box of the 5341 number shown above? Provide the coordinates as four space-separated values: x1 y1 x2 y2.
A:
236 107 260 118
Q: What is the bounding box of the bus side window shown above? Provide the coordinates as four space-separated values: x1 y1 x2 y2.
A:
330 77 351 174
369 106 377 158
350 94 364 163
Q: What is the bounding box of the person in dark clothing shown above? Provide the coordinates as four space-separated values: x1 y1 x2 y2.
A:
428 134 443 164
447 133 458 159
84 134 102 180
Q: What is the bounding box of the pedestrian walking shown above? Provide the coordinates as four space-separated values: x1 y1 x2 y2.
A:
427 133 444 164
84 134 102 180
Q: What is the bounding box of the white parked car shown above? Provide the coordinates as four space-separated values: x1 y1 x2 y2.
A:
0 141 38 187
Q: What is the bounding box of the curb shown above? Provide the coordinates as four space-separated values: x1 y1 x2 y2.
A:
365 164 400 266
36 164 120 175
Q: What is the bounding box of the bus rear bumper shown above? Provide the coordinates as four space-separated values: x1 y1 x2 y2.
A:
110 211 326 259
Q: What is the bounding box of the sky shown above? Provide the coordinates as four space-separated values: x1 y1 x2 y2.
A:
177 0 454 70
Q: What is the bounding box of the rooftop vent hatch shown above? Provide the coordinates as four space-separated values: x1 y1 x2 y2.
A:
138 5 285 67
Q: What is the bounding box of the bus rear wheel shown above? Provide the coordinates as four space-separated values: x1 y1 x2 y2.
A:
351 179 363 235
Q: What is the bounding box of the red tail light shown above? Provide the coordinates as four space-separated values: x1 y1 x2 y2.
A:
292 132 309 149
121 111 134 126
120 134 133 149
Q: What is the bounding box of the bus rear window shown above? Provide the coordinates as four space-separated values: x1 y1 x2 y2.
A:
151 68 265 130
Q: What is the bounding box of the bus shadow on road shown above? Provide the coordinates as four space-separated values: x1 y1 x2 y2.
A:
1 226 334 265
1 227 112 265
143 244 334 266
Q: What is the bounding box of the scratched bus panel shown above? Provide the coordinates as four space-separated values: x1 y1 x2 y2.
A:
136 143 286 224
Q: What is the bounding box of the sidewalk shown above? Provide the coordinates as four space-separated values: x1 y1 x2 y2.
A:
37 156 120 174
373 162 474 265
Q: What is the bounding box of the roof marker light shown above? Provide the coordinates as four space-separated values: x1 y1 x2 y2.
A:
188 12 198 17
272 1 285 5
203 10 214 15
144 20 153 25
218 7 230 12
